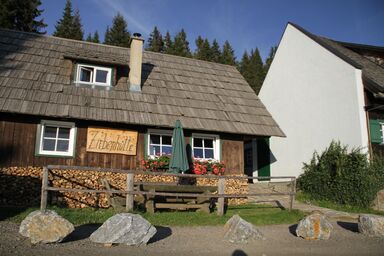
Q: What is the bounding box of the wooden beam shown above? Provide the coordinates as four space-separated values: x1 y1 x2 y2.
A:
40 167 49 212
217 177 225 216
126 173 134 212
45 186 294 198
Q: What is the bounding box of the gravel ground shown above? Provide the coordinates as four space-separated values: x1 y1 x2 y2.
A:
0 220 383 256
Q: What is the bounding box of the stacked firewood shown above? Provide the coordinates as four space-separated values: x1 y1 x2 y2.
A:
196 175 249 205
0 167 43 206
0 167 248 208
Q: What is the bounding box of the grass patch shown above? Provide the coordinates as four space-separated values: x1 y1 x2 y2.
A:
296 192 384 216
1 204 304 226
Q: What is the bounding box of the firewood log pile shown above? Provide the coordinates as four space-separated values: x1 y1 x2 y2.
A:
0 167 248 208
196 175 249 205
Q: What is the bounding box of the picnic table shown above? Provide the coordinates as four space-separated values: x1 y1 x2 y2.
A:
138 183 218 214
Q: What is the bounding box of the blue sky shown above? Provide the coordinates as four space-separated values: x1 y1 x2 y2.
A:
40 0 384 60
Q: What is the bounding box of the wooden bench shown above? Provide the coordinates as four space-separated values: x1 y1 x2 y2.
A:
139 184 217 214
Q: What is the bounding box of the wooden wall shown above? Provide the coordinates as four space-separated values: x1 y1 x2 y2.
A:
0 114 246 174
0 114 144 169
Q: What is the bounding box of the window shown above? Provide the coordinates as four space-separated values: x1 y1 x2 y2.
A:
147 129 173 157
192 134 220 160
75 64 112 87
36 120 76 157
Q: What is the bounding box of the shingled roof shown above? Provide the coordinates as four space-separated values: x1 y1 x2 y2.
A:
0 28 284 137
289 22 384 95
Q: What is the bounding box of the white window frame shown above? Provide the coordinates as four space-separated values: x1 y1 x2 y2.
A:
36 120 76 157
192 133 220 161
75 64 112 87
147 129 173 158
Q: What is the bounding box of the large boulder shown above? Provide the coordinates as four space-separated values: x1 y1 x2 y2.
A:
90 213 156 246
358 214 384 237
19 210 74 244
223 214 265 243
296 211 333 240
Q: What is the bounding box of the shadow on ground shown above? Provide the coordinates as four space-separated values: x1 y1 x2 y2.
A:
288 224 298 237
148 226 172 244
232 249 248 256
63 224 101 243
337 221 359 233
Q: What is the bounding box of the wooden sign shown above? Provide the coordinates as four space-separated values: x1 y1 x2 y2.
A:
86 127 138 155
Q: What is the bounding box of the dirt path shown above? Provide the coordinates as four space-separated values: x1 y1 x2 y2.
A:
0 220 383 256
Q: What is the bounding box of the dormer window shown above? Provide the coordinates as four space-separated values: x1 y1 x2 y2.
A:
75 64 112 87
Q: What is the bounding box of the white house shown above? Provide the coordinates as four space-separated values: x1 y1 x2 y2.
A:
259 22 384 178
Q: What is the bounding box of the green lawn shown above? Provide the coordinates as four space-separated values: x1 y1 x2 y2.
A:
0 204 304 226
296 192 384 216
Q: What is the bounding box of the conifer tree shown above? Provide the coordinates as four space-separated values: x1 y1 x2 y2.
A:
146 26 163 52
53 0 83 40
264 46 277 75
172 29 191 57
103 13 130 47
71 9 83 40
163 31 173 54
0 0 46 33
210 39 221 63
194 35 204 59
239 48 265 94
92 30 99 43
221 40 236 65
86 32 92 42
194 36 211 61
104 26 111 44
249 48 265 94
239 50 251 79
86 31 100 43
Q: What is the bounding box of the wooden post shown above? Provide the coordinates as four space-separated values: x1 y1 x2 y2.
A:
289 177 296 211
126 173 134 212
40 167 49 212
217 177 225 216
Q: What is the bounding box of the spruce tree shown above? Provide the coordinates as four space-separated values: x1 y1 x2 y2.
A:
92 30 100 43
104 13 130 47
164 31 173 54
172 29 191 57
146 26 163 52
239 48 265 94
239 50 252 85
71 9 83 40
86 32 92 42
249 48 265 94
53 0 73 38
53 0 83 40
221 40 236 65
85 31 100 43
0 0 46 33
194 36 204 59
104 26 111 44
211 39 221 63
264 46 277 75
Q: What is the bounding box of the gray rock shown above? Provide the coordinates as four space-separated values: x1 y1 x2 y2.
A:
296 211 333 240
90 213 157 245
19 210 74 244
358 214 384 237
223 214 264 243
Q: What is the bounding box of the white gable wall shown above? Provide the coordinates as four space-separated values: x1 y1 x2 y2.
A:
259 24 368 178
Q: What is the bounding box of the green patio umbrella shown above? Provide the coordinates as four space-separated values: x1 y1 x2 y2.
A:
169 120 189 173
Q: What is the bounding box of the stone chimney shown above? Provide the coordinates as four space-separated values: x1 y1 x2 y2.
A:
129 33 144 92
